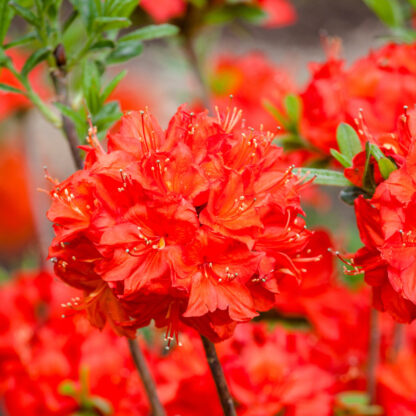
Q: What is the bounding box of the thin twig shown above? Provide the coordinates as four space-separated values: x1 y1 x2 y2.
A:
183 37 211 111
127 338 166 416
367 309 380 404
201 335 236 416
391 323 404 359
50 44 83 170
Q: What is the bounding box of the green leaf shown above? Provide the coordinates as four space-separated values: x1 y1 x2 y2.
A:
9 2 38 25
330 149 351 168
106 41 143 65
58 380 77 396
104 0 137 18
119 24 179 43
284 94 301 124
54 102 85 125
363 0 405 28
93 16 131 31
69 0 99 31
21 47 50 77
295 167 352 187
82 60 101 113
368 143 397 179
87 396 113 415
0 82 24 94
100 69 127 104
336 123 362 161
62 9 79 33
409 0 416 9
4 32 37 49
377 157 397 179
204 4 267 25
263 99 287 128
0 0 14 43
89 39 116 51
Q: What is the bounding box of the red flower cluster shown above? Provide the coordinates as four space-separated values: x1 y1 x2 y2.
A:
0 271 149 415
349 109 416 323
2 268 412 415
300 41 416 156
47 105 317 342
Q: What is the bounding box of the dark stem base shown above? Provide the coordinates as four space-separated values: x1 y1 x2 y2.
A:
200 335 237 416
128 338 166 416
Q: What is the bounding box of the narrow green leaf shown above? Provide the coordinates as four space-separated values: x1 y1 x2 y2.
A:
368 143 398 179
106 41 143 65
93 16 131 31
4 32 37 49
336 123 362 161
104 0 137 18
62 9 79 33
284 94 301 124
0 82 24 94
378 157 397 179
54 102 85 126
263 99 287 128
100 70 127 104
58 380 77 396
82 60 101 114
295 167 352 187
330 148 351 168
21 47 50 77
9 2 38 25
0 0 14 43
89 39 116 50
119 24 179 43
363 0 404 28
69 0 98 31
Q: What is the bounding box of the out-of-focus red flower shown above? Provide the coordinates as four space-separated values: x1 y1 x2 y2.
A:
255 0 297 27
379 349 416 415
108 75 157 114
47 104 317 342
210 52 297 132
0 49 49 121
0 139 35 256
139 0 186 23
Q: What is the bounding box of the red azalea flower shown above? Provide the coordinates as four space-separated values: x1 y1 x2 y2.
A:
300 42 416 156
47 104 317 342
256 0 297 27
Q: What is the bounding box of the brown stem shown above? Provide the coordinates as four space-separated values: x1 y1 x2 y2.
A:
183 37 212 111
201 335 236 416
367 309 380 404
391 323 404 359
127 338 166 416
50 45 83 170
